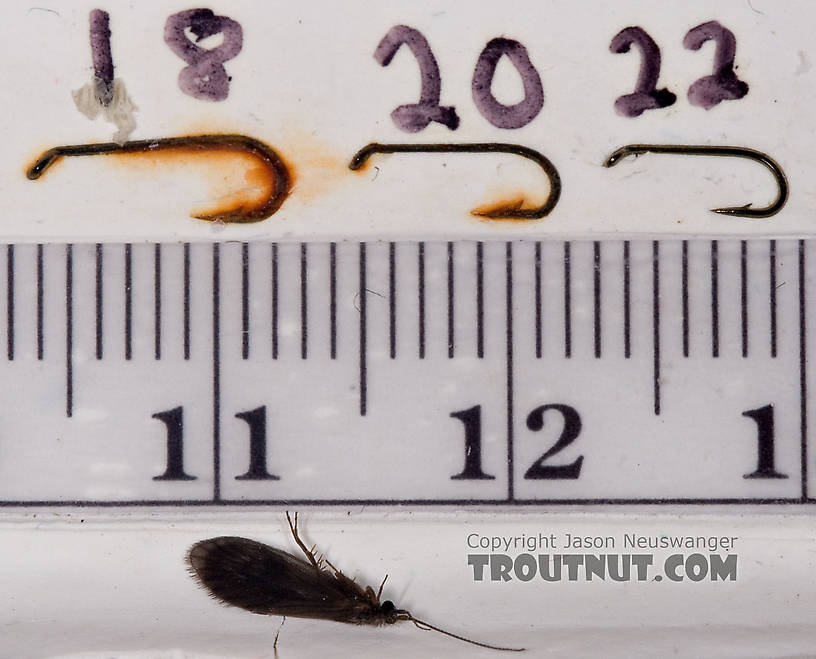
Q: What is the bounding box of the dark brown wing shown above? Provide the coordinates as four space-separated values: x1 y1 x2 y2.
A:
187 536 376 622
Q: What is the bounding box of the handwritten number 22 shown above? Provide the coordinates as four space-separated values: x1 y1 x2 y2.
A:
609 27 677 117
683 21 749 110
611 20 748 117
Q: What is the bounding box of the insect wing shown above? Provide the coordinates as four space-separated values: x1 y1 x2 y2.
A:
188 536 370 621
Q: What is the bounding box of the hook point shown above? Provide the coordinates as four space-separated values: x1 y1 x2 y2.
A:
712 203 754 216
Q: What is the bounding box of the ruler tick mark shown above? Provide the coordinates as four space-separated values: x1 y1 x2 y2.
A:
330 242 337 359
36 244 43 360
389 242 396 359
154 243 162 360
741 240 748 358
477 242 485 359
447 242 454 359
623 241 631 359
213 243 221 501
95 243 103 360
534 242 541 359
124 244 132 361
183 243 191 360
65 244 73 418
359 242 368 416
593 241 601 359
301 243 308 360
652 241 661 416
6 244 14 361
711 240 719 358
799 240 807 500
506 242 514 501
418 242 425 360
770 240 777 358
682 241 689 358
271 243 278 360
564 242 571 359
242 243 249 360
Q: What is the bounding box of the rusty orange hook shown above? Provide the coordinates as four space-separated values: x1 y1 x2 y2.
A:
27 134 292 223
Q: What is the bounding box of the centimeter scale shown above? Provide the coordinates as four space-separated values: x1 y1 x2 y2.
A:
0 238 807 506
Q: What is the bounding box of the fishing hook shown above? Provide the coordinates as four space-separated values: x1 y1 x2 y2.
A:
349 142 561 219
27 134 292 223
604 144 788 218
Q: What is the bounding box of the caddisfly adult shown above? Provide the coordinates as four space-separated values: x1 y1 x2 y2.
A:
187 513 524 652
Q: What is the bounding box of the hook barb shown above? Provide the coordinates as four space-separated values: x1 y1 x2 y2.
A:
349 142 561 219
604 143 788 218
27 134 292 223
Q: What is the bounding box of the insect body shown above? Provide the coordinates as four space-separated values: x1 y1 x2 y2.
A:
187 513 523 652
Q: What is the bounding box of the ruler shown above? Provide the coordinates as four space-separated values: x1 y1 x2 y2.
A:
0 238 806 506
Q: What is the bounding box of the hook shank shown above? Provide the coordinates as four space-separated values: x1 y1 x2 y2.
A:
350 142 561 219
604 143 788 218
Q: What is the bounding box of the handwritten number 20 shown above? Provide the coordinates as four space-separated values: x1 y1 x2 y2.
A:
374 26 460 132
472 38 544 129
376 25 544 131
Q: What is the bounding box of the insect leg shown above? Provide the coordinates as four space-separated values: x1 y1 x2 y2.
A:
323 558 360 589
273 616 285 658
285 511 321 570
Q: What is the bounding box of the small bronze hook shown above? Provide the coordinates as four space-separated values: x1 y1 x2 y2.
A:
27 134 292 223
349 142 561 219
604 144 788 218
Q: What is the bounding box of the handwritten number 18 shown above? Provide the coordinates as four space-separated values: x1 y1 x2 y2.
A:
164 8 243 102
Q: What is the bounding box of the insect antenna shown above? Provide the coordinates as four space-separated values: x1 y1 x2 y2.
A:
377 574 388 600
398 611 525 652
